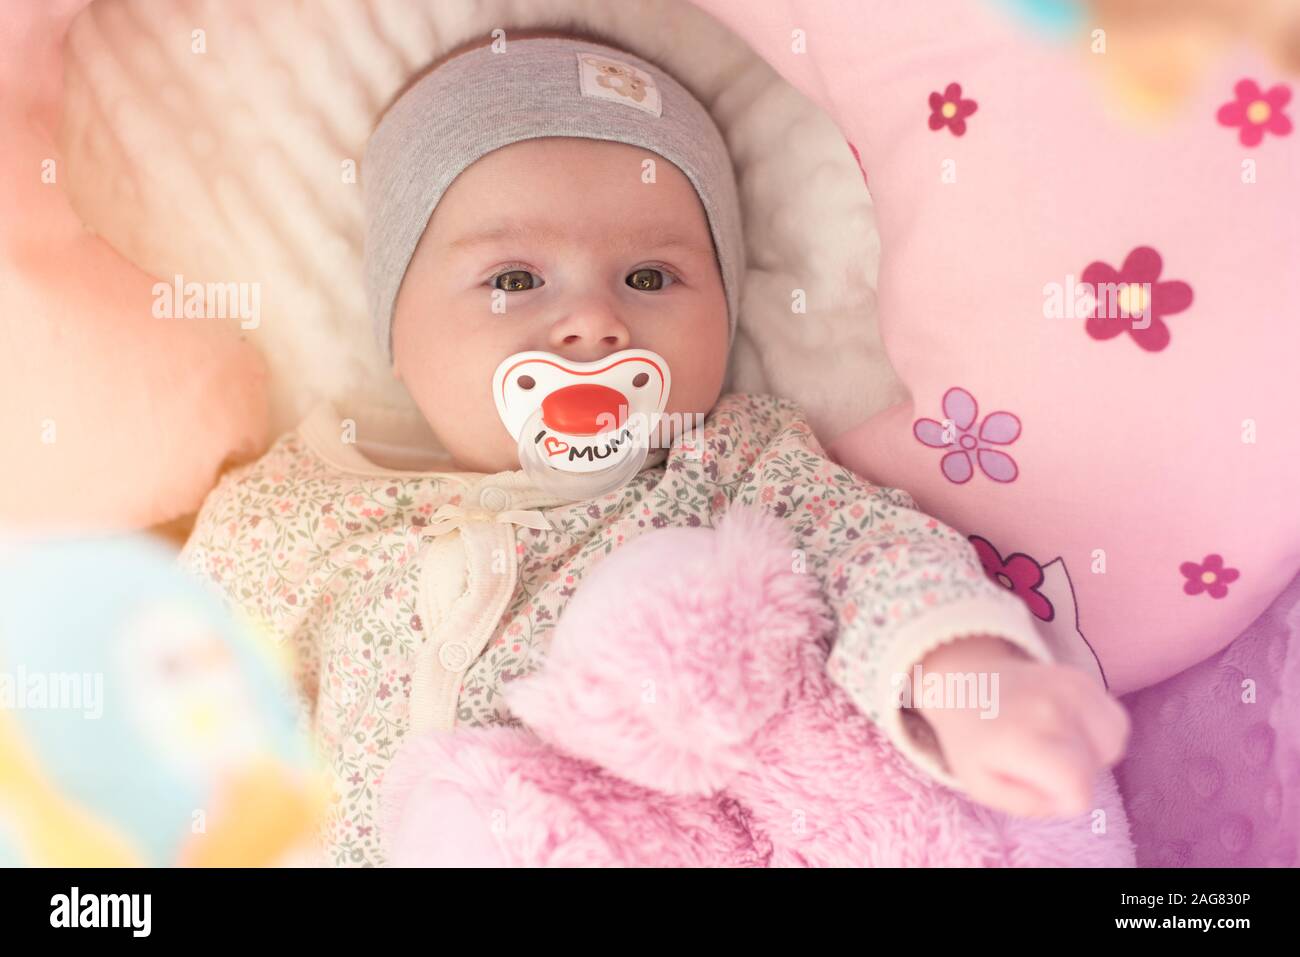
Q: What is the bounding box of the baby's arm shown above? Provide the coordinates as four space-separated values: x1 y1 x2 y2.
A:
176 444 322 720
729 396 1127 816
808 480 1128 817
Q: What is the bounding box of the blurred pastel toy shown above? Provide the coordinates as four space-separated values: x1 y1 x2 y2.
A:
0 535 324 867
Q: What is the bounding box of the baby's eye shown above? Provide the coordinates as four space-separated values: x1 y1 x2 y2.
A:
626 267 674 291
491 269 543 292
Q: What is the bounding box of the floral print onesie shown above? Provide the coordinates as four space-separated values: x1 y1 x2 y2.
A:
180 392 1053 866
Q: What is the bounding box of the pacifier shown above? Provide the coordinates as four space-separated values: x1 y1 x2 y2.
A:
492 349 671 502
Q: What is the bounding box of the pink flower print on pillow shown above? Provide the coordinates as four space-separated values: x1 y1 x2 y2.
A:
969 534 1054 621
1180 554 1240 599
846 139 868 187
1217 79 1293 147
913 387 1021 484
1082 246 1193 353
928 82 977 136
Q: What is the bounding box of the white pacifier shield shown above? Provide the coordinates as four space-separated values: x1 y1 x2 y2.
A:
492 350 671 477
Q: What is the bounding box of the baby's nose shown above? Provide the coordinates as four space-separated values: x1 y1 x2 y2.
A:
548 302 630 357
542 384 628 435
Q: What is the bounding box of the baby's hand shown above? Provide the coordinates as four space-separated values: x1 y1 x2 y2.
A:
909 635 1130 818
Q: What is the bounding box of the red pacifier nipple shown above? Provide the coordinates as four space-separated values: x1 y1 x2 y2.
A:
540 384 628 436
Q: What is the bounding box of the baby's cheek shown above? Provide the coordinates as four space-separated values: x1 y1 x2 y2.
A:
670 336 728 410
438 358 526 468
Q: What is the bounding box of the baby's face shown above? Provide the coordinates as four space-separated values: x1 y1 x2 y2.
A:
391 136 730 473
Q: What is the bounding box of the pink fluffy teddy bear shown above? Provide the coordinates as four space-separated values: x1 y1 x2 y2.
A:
380 507 1133 867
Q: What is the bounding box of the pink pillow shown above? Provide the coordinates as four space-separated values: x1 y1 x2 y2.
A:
693 0 1300 691
1 0 268 532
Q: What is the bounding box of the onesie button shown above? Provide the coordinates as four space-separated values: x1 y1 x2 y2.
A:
479 486 511 512
438 641 471 672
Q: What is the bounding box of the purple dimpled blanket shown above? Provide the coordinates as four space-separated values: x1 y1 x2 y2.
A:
1117 570 1300 867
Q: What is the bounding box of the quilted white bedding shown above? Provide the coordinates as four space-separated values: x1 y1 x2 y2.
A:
58 0 903 455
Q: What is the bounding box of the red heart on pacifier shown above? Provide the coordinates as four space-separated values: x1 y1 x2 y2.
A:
543 436 570 457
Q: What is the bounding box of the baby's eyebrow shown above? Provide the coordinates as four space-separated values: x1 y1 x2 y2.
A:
447 221 707 256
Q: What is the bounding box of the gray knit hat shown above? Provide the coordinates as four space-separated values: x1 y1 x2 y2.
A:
362 36 745 362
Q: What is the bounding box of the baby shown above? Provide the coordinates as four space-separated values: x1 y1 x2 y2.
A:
181 26 1128 866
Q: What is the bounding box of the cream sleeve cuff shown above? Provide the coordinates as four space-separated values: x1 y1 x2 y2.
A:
871 595 1057 794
